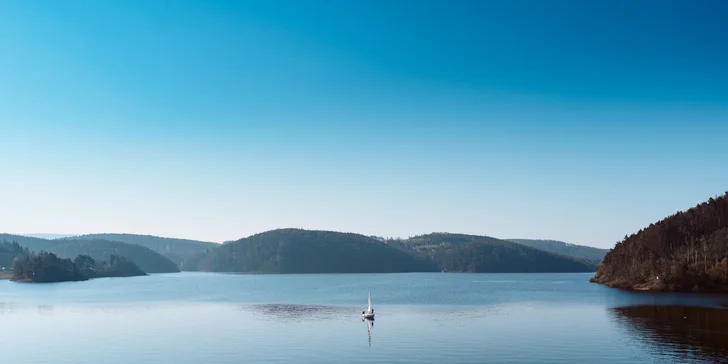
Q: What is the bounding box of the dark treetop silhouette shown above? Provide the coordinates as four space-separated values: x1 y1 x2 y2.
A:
12 251 146 283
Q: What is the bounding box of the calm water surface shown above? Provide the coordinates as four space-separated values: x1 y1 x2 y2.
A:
2 272 728 364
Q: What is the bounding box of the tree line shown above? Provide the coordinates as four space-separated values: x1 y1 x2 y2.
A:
592 192 728 291
12 251 146 283
2 239 148 283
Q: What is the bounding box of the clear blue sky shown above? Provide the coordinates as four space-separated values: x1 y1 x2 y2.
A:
1 0 726 248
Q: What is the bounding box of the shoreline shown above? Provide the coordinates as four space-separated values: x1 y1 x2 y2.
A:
589 276 728 294
0 271 13 280
200 270 598 275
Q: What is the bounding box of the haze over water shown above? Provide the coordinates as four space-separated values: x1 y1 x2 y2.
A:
2 272 728 364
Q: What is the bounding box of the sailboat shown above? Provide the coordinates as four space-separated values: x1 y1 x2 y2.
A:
361 285 375 319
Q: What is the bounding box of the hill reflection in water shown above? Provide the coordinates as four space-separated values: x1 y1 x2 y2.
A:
242 303 353 323
611 305 728 363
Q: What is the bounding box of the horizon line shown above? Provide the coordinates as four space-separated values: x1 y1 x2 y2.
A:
4 229 607 250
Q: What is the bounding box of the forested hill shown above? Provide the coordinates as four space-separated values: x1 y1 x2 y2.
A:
591 192 728 292
70 234 219 266
12 252 146 283
5 231 602 274
0 234 179 274
0 240 30 268
507 239 608 263
391 234 598 273
184 229 438 273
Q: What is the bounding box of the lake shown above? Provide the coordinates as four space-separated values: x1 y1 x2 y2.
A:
2 272 728 364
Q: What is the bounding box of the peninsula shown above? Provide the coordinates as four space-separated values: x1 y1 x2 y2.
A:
11 252 146 283
591 192 728 292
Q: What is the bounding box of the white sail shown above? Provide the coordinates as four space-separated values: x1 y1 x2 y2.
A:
367 286 372 311
362 285 374 319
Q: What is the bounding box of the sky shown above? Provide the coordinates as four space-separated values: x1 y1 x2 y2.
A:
1 0 727 248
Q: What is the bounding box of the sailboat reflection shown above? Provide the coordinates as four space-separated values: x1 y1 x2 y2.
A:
362 317 374 347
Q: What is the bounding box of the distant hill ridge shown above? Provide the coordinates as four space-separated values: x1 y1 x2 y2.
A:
4 229 603 275
507 239 608 263
69 233 219 266
185 228 438 273
182 229 597 274
21 233 76 240
390 233 597 273
0 234 179 274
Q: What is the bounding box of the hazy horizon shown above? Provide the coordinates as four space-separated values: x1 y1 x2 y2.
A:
10 229 603 247
2 1 726 249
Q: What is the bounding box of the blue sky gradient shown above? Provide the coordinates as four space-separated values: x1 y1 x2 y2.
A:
1 0 727 247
